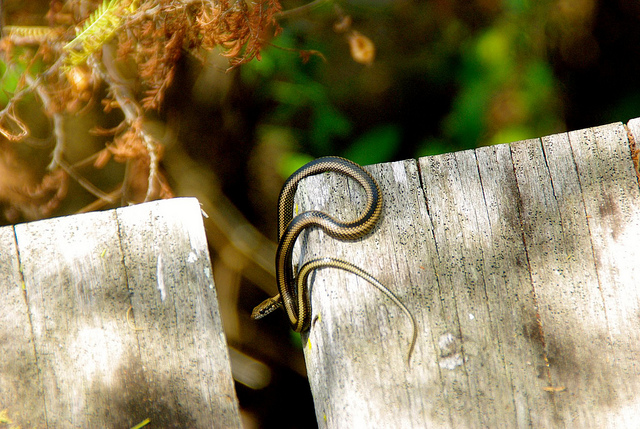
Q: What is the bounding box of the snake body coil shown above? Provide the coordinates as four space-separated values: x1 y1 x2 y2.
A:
252 156 416 362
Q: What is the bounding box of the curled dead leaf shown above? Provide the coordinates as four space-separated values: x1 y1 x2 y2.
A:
65 66 92 93
347 30 375 65
334 15 352 33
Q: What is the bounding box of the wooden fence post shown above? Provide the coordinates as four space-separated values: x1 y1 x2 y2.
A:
0 198 241 428
296 121 640 427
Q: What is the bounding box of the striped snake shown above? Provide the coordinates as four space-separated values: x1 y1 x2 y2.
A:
251 156 416 363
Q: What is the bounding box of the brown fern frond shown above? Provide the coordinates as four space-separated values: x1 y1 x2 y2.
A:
198 0 282 67
108 125 146 162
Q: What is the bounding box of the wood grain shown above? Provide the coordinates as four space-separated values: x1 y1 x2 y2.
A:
297 121 640 427
0 227 46 427
0 198 241 428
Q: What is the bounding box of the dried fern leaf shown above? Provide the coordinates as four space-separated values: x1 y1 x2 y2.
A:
4 26 55 38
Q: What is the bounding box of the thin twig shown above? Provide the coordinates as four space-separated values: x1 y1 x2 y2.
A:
267 42 326 62
24 72 112 203
48 113 65 170
275 0 332 19
70 150 102 169
20 73 64 171
75 187 123 213
94 45 160 201
57 156 118 202
144 137 158 201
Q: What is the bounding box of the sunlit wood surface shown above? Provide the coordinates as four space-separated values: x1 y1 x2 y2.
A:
298 120 640 428
0 198 241 428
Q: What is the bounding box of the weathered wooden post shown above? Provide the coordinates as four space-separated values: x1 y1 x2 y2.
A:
0 198 241 428
295 120 640 427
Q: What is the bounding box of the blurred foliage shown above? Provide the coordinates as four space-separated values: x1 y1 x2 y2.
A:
2 0 637 182
242 0 640 173
0 0 283 221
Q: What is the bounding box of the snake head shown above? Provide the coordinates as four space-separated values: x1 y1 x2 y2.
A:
251 296 283 320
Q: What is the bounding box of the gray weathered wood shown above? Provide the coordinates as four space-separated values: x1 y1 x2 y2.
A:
0 197 241 428
297 121 640 427
0 227 46 427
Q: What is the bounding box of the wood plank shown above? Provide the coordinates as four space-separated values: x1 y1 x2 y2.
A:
1 197 241 428
511 123 640 426
297 160 448 427
512 133 611 426
296 121 640 427
116 198 241 428
473 144 553 425
0 227 46 428
15 209 139 428
420 146 561 427
566 124 640 424
421 150 514 427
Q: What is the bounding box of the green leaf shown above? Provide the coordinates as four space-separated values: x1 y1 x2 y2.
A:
342 124 400 165
0 61 24 107
489 125 535 145
416 137 452 157
310 104 352 153
278 152 315 178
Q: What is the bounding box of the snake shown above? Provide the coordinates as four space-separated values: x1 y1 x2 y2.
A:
251 156 417 363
